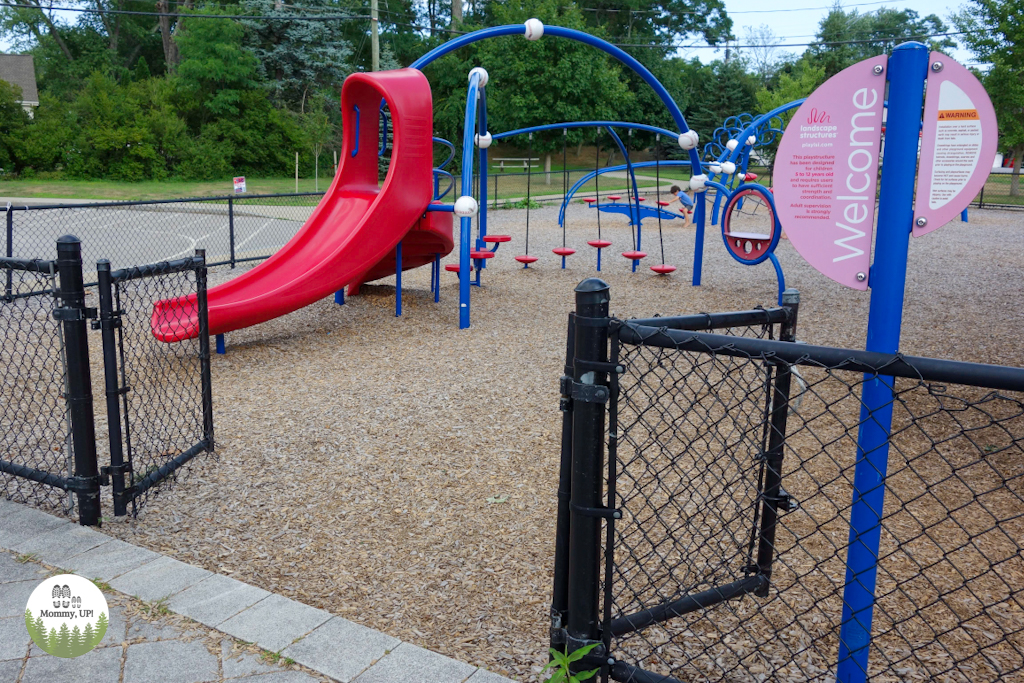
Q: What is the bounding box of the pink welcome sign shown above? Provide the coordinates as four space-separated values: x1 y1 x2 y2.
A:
913 52 998 237
773 55 887 290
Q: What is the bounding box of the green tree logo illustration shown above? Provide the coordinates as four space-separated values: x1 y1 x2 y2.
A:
24 575 109 658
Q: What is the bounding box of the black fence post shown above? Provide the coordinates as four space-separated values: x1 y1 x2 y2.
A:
753 288 800 595
979 182 985 209
55 235 101 526
551 312 577 653
566 278 611 667
96 260 128 516
228 197 236 268
493 173 498 210
5 207 12 299
195 249 215 451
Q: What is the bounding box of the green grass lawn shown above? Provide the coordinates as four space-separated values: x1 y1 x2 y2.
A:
0 177 329 201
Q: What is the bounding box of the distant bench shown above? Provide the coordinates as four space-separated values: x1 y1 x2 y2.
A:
492 157 540 172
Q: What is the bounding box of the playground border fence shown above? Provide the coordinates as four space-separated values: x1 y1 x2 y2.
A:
554 280 1024 683
0 236 214 524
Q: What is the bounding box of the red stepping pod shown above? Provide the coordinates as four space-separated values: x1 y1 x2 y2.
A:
552 247 576 256
588 240 612 249
444 264 461 272
744 172 759 181
622 251 647 260
515 255 539 264
635 197 646 202
657 201 672 207
470 250 495 259
606 195 622 201
583 198 597 204
650 264 677 274
482 235 511 243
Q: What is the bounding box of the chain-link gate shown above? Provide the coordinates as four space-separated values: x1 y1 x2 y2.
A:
1 236 214 525
552 279 1024 683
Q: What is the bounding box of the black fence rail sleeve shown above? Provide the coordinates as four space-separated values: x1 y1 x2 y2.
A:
0 461 70 490
5 207 12 298
228 198 236 269
628 306 790 331
96 260 129 516
752 288 800 594
9 192 326 212
567 278 611 674
55 235 101 526
551 312 577 653
615 324 1024 392
196 249 214 450
111 255 205 283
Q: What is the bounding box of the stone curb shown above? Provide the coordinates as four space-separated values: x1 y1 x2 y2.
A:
0 499 517 683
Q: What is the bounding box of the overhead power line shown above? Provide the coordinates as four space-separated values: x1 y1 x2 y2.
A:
0 4 972 51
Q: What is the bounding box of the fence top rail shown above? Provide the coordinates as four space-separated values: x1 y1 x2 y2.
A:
0 257 55 273
613 320 1024 392
627 306 789 331
6 192 327 212
109 255 205 283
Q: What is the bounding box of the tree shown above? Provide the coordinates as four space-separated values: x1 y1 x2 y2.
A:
94 612 109 644
240 0 353 110
56 623 71 658
742 25 788 86
578 0 732 47
302 91 334 191
0 80 28 172
424 0 635 170
953 0 1024 194
809 4 956 77
82 622 95 650
173 7 261 121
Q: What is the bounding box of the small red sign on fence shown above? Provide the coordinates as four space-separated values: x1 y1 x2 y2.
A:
233 177 246 194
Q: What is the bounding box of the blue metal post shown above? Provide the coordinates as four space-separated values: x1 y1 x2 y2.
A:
395 240 402 317
434 253 441 302
215 334 225 355
478 85 489 265
692 189 706 286
836 43 928 683
335 288 345 305
458 72 481 329
769 253 785 306
596 248 602 272
961 207 969 222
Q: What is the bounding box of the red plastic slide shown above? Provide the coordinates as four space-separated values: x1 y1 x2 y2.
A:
152 68 451 342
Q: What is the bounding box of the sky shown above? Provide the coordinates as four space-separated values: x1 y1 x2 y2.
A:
685 0 973 66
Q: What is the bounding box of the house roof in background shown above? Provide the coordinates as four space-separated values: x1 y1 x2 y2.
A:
0 54 38 103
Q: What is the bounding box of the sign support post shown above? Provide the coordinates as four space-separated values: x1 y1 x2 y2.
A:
836 41 929 683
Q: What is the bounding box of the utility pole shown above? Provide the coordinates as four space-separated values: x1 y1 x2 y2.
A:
371 0 379 71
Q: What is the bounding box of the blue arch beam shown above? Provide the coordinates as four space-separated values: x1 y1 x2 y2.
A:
493 121 680 142
559 160 694 226
410 24 702 176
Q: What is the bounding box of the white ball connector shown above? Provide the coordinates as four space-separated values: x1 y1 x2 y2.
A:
708 163 722 174
454 195 478 218
475 132 493 149
726 139 739 151
468 67 489 88
747 135 757 146
524 18 544 40
689 174 708 192
678 130 699 150
721 161 737 175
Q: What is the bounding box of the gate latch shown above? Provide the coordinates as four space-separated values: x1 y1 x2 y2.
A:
53 307 97 322
764 486 798 511
568 380 609 404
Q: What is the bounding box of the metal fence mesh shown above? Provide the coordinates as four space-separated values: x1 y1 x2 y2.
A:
607 326 1024 682
6 194 322 273
0 264 73 514
112 264 209 514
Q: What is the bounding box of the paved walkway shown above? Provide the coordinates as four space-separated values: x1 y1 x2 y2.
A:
0 499 514 683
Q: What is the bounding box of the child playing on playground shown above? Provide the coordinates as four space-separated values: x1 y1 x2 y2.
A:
668 185 693 226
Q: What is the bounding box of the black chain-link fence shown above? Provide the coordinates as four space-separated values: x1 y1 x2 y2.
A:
4 194 323 276
0 237 213 524
0 259 74 515
553 283 1024 683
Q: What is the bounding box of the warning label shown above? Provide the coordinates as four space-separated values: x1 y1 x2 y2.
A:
938 109 979 120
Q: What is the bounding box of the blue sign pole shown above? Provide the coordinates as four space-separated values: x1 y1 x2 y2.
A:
836 42 928 683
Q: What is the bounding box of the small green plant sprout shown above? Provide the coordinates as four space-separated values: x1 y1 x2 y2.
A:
543 642 600 683
14 553 39 564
